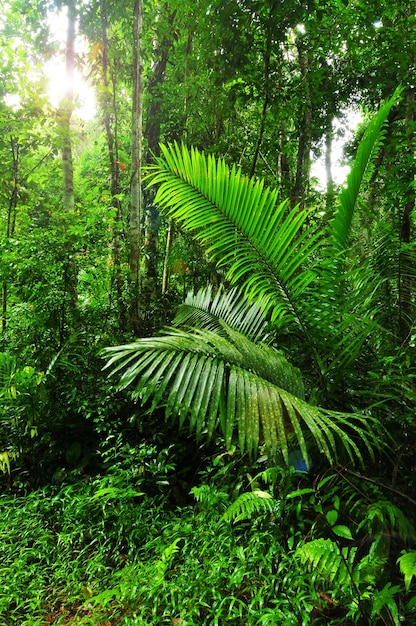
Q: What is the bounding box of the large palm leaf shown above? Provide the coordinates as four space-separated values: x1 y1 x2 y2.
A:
148 143 321 329
103 309 381 464
172 284 269 343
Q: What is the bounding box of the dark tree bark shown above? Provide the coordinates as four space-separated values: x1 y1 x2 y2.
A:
142 6 176 321
292 40 312 208
249 30 271 179
145 6 176 160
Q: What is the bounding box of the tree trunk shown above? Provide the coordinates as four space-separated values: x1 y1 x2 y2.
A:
249 31 271 179
1 136 19 337
324 112 336 211
145 6 176 159
61 1 76 214
99 0 125 330
292 40 312 208
162 219 174 295
142 6 176 323
399 90 415 344
58 0 78 345
129 0 144 334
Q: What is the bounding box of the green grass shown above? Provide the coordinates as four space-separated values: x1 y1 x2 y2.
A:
0 471 314 625
1 461 415 625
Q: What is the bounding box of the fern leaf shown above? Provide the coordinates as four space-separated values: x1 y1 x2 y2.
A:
296 538 356 587
222 490 274 523
397 551 416 592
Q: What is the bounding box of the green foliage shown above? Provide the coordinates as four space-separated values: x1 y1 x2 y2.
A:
0 351 45 474
294 475 416 625
103 300 382 464
397 551 416 592
103 98 402 464
222 489 274 523
173 284 269 342
297 537 359 586
1 3 415 624
297 536 402 624
2 453 415 626
331 88 402 255
148 142 320 328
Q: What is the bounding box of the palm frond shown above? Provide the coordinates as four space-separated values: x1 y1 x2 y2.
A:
102 329 382 464
147 143 321 327
173 285 269 342
104 97 401 466
309 89 402 380
307 261 380 378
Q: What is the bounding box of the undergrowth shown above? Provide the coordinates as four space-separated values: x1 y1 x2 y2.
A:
1 448 416 625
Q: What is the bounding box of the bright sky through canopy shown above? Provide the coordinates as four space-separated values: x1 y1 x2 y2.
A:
46 7 96 120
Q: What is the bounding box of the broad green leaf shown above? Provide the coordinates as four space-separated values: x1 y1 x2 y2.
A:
332 525 354 540
326 510 338 527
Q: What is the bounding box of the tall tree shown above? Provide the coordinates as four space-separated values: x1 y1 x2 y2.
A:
128 0 144 334
56 0 78 345
59 1 76 214
142 4 177 319
98 0 125 329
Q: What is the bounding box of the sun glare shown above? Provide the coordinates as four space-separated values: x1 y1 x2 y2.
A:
45 8 96 121
45 56 96 120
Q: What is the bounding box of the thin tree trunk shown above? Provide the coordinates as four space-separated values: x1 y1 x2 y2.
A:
61 1 76 213
1 136 19 336
58 1 78 344
129 0 144 334
162 219 174 296
292 41 312 208
99 0 125 329
278 129 291 195
249 47 270 179
1 144 52 340
145 6 176 159
324 112 336 211
249 3 275 179
142 6 176 321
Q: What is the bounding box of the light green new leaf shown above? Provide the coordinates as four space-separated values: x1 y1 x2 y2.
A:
397 551 416 592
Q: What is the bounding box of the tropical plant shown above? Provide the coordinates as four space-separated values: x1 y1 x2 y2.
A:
0 351 45 475
296 494 416 625
103 90 402 465
397 551 416 593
